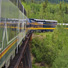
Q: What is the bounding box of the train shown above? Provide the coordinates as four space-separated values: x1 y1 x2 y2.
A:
0 0 28 68
0 0 58 68
28 19 57 32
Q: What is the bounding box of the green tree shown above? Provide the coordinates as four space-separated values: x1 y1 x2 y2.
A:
65 5 68 14
59 2 62 10
31 0 34 3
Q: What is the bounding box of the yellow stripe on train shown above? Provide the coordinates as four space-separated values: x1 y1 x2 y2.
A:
27 28 56 30
0 39 17 59
0 26 68 30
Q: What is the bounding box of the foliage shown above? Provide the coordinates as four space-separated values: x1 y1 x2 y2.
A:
51 26 68 68
21 0 68 3
21 1 68 68
31 34 58 65
52 47 68 68
31 26 68 68
32 64 46 68
22 2 68 23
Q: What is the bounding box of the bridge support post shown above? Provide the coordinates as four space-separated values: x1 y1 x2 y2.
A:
29 33 32 41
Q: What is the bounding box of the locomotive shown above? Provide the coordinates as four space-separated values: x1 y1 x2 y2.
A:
28 19 57 32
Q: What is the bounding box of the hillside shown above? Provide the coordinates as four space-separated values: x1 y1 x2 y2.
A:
22 2 68 23
31 26 68 68
34 0 68 3
22 0 68 3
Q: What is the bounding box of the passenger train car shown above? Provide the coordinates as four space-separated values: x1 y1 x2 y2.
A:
43 20 57 32
29 19 57 32
0 0 28 68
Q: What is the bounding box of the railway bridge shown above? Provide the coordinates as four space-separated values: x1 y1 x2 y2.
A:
8 26 56 68
8 33 32 68
0 0 65 68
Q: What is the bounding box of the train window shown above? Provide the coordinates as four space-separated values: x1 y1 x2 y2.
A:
0 22 4 48
10 0 18 6
20 23 22 32
7 22 18 41
10 0 26 15
24 23 26 30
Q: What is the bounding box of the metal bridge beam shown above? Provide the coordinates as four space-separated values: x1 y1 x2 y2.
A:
8 33 32 68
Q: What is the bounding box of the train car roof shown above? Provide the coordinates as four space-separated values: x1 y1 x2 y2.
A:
31 19 57 22
45 20 57 22
58 23 68 25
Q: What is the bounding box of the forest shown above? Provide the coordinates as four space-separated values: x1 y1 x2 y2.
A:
22 0 68 3
21 0 68 68
31 26 68 68
21 0 68 23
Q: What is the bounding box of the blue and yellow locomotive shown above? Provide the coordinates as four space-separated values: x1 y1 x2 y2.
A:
28 19 57 32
